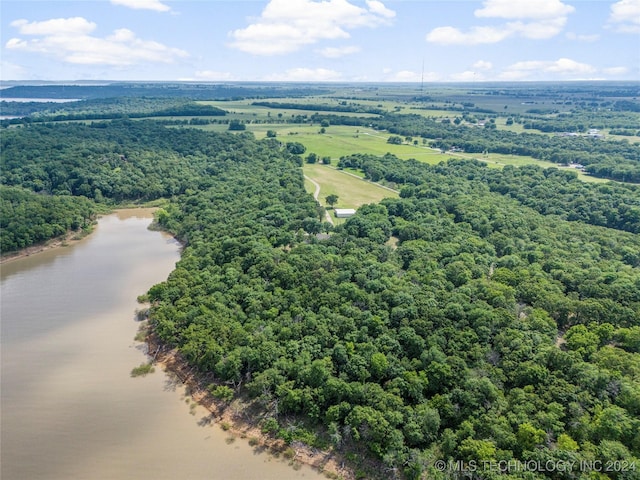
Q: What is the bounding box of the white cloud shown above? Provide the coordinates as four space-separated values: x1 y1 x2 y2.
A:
6 17 188 66
366 0 395 19
607 0 640 33
265 67 343 81
565 32 600 42
11 17 96 36
545 58 596 74
474 0 574 20
500 58 596 80
228 0 395 55
318 45 361 58
427 0 573 45
5 38 30 50
507 17 569 39
426 25 512 45
389 70 421 82
110 0 171 12
383 69 440 82
473 60 493 70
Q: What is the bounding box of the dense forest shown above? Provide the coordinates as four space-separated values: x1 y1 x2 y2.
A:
1 86 639 479
1 120 223 201
0 120 252 252
0 98 226 125
0 185 95 251
143 140 640 479
337 154 640 234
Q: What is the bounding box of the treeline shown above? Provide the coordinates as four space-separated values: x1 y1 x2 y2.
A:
586 162 640 183
337 154 640 234
520 109 640 133
0 185 95 252
145 143 640 478
1 97 186 117
252 101 386 115
1 98 226 126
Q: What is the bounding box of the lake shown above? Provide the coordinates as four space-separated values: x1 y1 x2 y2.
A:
0 209 323 480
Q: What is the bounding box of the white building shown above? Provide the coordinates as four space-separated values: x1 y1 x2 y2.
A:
334 208 356 218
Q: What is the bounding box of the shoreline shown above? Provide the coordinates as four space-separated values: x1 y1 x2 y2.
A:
0 229 91 265
143 332 355 480
0 207 162 265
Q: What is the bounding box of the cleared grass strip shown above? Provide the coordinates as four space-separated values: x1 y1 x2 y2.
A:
302 163 398 217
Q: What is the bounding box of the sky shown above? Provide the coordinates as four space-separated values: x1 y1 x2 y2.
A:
1 0 639 83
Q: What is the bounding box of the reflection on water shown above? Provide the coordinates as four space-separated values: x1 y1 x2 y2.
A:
1 210 322 480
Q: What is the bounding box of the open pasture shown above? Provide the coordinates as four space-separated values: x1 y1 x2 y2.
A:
302 163 398 214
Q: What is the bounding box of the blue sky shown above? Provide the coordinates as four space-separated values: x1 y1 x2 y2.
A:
1 0 638 82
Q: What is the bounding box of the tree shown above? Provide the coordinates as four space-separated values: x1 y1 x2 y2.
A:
285 142 306 155
370 352 388 380
387 135 403 145
266 130 277 138
516 422 546 452
306 152 318 164
325 194 339 208
210 385 235 403
565 324 599 359
228 120 246 131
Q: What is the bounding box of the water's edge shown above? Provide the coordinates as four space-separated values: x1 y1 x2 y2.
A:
1 210 324 480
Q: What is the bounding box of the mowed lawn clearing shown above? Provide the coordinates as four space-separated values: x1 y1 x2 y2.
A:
252 125 447 164
303 163 398 220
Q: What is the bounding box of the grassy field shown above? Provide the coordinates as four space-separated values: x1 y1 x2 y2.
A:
303 163 398 224
192 121 607 183
282 126 444 162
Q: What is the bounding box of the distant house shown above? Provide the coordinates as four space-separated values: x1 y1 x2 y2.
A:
334 208 356 218
569 163 586 171
587 129 603 138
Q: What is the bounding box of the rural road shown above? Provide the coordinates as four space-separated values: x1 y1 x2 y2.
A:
304 175 334 225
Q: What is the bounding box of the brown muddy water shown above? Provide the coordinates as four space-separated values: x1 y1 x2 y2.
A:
1 209 323 480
